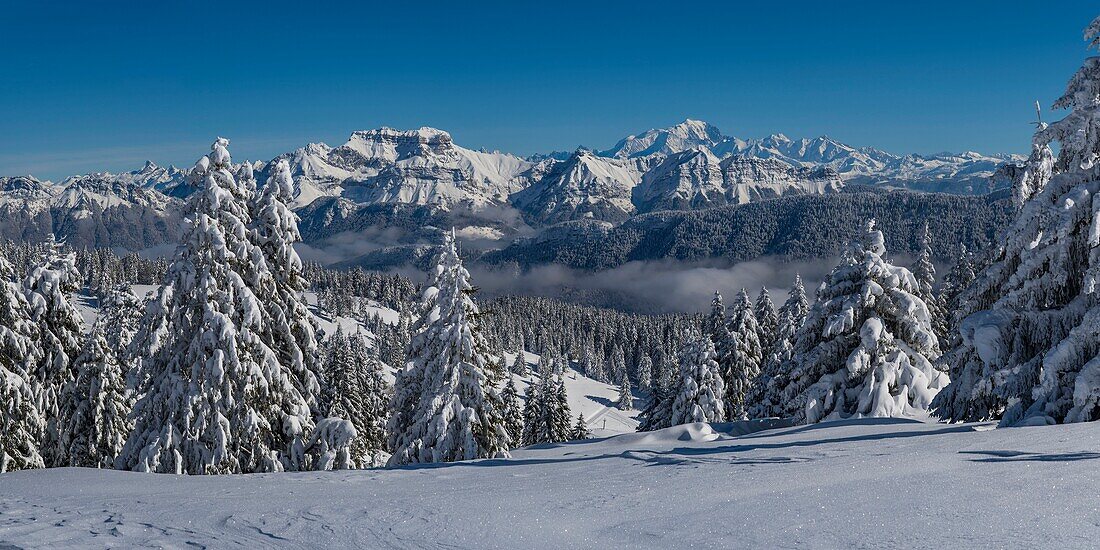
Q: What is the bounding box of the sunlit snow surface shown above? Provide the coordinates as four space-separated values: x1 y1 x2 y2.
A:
3 418 1098 548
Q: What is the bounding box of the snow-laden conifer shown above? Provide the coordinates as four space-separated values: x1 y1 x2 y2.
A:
548 374 573 442
0 251 44 473
636 355 653 391
521 382 541 446
386 230 510 465
617 375 633 410
780 220 947 424
670 334 726 425
570 413 589 440
251 158 323 418
97 284 143 369
61 323 132 468
934 18 1100 425
724 289 762 420
500 374 525 447
754 287 779 352
120 138 315 474
912 222 948 342
751 274 809 418
25 235 84 467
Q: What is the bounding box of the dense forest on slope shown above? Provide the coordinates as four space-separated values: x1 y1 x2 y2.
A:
479 188 1014 270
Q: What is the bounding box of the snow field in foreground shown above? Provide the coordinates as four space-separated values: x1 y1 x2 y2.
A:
2 418 1098 549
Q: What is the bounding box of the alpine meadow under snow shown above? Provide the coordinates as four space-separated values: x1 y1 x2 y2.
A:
3 12 1100 550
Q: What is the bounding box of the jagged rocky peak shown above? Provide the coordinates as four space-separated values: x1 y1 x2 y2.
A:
0 175 52 195
340 126 457 162
510 147 640 225
600 119 725 159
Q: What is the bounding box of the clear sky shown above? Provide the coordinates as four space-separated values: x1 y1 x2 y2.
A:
2 1 1097 180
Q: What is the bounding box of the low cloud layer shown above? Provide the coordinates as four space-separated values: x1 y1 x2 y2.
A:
466 257 841 314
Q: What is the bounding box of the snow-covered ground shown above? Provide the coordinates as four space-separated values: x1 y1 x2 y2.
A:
3 418 1097 548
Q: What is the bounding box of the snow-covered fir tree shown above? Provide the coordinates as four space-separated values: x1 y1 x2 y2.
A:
912 222 948 342
547 374 573 442
487 349 509 386
934 18 1100 425
520 371 572 445
779 220 947 424
939 245 977 322
704 290 727 341
754 286 779 352
320 328 390 468
670 334 726 425
0 250 44 473
636 355 653 391
520 381 541 446
386 230 510 465
582 348 604 382
637 338 688 432
97 284 143 368
25 234 84 467
751 274 810 418
610 345 627 386
351 331 390 466
120 138 316 474
250 158 323 420
510 350 528 376
724 288 762 420
570 413 589 440
1012 121 1058 207
617 375 633 410
500 374 525 447
60 323 132 468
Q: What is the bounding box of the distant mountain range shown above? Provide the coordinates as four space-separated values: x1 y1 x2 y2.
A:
0 120 1023 262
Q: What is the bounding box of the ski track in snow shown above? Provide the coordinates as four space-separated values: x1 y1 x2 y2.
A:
3 418 1099 549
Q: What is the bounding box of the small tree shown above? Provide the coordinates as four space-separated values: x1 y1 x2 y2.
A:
617 375 633 410
500 375 525 448
571 413 589 440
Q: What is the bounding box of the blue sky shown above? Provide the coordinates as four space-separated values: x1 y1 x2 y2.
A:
1 1 1097 180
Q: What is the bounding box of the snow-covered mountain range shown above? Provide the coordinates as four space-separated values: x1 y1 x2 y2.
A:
0 120 1023 253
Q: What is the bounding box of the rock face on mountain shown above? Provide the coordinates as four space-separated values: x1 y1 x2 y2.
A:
271 127 532 209
632 149 727 212
721 157 842 203
510 150 642 225
0 173 182 251
632 152 843 213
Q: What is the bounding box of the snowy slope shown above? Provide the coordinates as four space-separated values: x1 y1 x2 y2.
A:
505 350 641 436
2 418 1097 548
